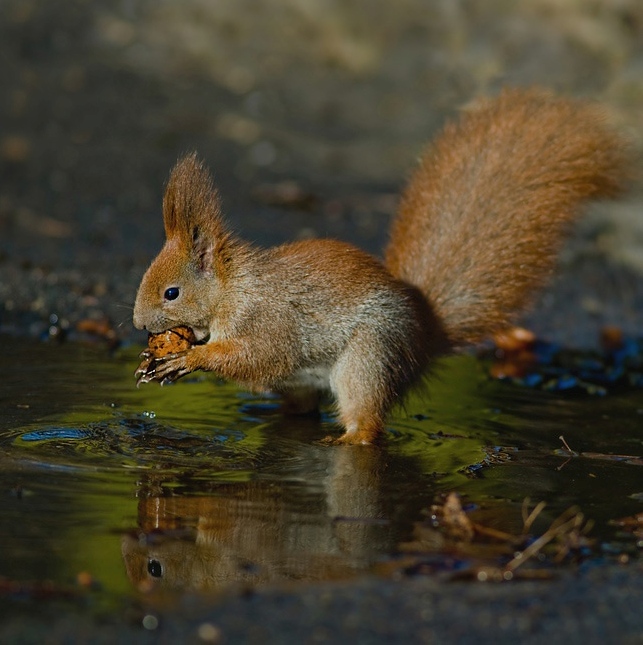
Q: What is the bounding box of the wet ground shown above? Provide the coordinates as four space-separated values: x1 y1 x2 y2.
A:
1 0 643 642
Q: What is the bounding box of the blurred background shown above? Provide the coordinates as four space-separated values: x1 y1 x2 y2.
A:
1 0 642 345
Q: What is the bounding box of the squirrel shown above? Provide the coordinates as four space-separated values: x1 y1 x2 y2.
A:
133 88 629 445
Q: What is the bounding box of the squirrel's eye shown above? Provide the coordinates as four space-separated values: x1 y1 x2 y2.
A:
164 287 180 301
147 559 163 578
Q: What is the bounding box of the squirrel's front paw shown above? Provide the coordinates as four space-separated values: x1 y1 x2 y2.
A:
135 325 200 386
136 351 193 385
155 351 193 383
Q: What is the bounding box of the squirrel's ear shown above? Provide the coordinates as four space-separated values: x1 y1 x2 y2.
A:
162 152 227 272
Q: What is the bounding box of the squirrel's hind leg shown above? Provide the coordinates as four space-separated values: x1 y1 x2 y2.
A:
325 415 386 446
328 340 393 446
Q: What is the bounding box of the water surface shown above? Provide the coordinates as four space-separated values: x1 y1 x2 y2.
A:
0 336 641 608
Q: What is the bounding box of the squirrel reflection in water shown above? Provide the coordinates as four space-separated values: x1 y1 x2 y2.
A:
122 440 391 591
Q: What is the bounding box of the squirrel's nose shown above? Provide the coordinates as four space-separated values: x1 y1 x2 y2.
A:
132 312 146 331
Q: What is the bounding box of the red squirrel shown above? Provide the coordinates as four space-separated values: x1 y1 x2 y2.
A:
133 88 629 445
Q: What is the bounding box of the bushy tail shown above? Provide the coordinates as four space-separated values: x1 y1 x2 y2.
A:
385 88 630 347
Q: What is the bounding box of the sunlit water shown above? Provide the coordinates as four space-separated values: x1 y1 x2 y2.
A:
0 336 641 608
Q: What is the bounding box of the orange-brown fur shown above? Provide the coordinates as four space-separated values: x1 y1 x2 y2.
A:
134 89 629 445
386 89 628 346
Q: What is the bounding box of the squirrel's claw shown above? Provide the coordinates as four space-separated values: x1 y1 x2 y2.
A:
320 428 383 446
134 362 151 379
143 351 192 384
134 349 192 386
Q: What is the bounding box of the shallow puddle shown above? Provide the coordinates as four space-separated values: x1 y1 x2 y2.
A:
0 336 641 609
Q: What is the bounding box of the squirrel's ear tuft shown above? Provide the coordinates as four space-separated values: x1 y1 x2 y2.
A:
162 153 225 251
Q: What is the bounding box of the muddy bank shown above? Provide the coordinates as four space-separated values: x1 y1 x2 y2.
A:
1 562 642 644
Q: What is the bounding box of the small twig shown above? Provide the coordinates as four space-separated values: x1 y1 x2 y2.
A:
521 497 530 526
556 456 572 471
559 435 574 454
522 500 547 534
471 522 516 542
548 506 583 532
505 513 581 572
